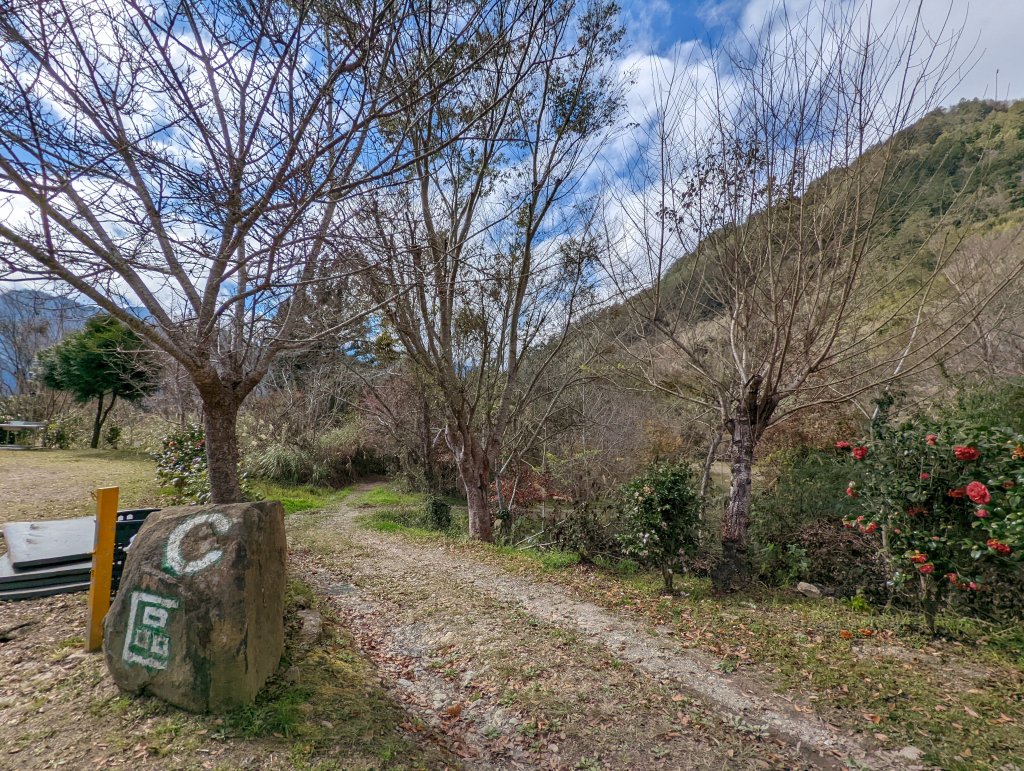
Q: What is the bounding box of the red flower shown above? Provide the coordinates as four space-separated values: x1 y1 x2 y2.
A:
948 487 966 499
852 446 869 461
965 481 991 505
918 563 935 575
906 506 927 517
920 472 930 480
975 508 990 519
835 440 852 450
954 445 980 461
987 539 1012 556
945 572 958 585
909 553 928 564
845 487 859 498
861 522 878 534
926 434 938 446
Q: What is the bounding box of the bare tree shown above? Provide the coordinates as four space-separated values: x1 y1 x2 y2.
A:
602 0 1019 589
0 0 531 501
349 0 623 540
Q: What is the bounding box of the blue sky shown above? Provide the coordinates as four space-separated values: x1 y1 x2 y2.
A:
620 0 1024 103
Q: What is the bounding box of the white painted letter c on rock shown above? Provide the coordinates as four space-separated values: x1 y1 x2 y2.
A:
163 512 232 577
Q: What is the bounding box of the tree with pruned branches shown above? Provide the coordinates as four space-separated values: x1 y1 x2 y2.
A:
0 0 550 501
347 0 624 541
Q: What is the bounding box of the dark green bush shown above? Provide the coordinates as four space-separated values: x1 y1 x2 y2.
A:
617 462 700 593
421 495 452 531
155 424 209 504
844 419 1024 627
750 446 880 594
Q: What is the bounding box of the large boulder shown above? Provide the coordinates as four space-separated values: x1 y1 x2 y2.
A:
103 501 286 712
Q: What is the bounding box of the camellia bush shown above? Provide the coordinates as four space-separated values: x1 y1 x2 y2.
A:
155 424 210 504
617 462 701 594
839 423 1024 628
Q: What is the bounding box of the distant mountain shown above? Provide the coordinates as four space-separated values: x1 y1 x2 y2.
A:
0 289 93 395
599 99 1024 347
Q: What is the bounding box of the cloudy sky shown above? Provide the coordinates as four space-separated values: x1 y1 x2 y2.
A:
619 0 1023 104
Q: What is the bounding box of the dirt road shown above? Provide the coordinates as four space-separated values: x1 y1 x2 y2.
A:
288 484 897 770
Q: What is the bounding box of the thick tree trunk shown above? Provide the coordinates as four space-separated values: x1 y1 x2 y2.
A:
463 466 494 542
451 433 493 542
712 417 756 592
199 390 244 503
712 376 775 593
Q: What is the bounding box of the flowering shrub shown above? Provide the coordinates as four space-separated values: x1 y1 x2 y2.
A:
155 424 210 504
840 422 1024 626
617 462 700 593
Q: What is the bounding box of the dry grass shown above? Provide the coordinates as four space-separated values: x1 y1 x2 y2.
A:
0 449 160 526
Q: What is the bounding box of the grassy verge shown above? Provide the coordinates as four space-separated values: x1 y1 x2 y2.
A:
352 485 426 508
220 580 448 769
355 489 1024 770
480 553 1024 770
251 481 352 515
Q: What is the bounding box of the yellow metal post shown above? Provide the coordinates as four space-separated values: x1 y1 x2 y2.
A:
86 486 119 652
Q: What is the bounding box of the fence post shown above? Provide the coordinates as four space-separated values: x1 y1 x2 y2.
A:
86 486 119 652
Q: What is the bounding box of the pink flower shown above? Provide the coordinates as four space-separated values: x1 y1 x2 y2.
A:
846 486 859 498
987 539 1012 556
975 508 990 519
835 440 852 450
954 445 980 461
945 572 958 585
926 434 938 446
966 481 991 505
852 446 869 461
920 472 930 480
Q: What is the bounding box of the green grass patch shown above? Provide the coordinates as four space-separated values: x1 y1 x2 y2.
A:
357 506 464 539
354 485 425 508
492 545 581 571
251 482 352 514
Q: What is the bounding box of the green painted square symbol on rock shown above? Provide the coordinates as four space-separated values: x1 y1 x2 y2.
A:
122 591 179 670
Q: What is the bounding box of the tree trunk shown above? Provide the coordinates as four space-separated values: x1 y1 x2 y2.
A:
453 438 493 542
90 394 104 449
200 390 244 503
712 414 757 592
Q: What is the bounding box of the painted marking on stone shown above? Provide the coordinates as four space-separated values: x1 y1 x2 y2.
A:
122 591 179 670
163 511 232 577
